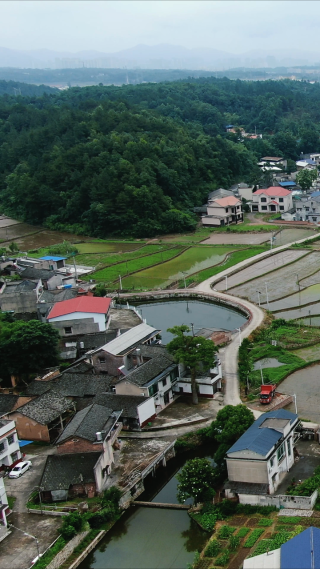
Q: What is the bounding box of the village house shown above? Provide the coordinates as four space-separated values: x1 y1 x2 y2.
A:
93 392 156 429
47 296 112 336
5 390 76 442
259 156 287 169
89 323 160 375
0 477 10 539
225 409 299 504
0 418 22 472
250 187 293 213
295 194 320 223
201 196 243 227
173 357 222 398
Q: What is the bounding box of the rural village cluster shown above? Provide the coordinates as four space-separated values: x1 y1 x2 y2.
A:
2 150 320 569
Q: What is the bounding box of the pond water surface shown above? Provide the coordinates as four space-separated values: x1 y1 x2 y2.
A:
134 299 247 343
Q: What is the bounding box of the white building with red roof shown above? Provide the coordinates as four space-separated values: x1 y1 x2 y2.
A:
201 195 243 227
251 187 293 214
47 297 112 336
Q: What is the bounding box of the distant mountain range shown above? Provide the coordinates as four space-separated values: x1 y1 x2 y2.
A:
1 44 320 70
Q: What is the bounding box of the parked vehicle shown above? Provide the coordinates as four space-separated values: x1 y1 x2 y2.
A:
260 384 276 404
8 460 32 478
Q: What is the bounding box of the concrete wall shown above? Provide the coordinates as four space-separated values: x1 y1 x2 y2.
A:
137 398 156 426
0 423 21 467
115 380 146 397
49 312 106 332
6 412 50 442
91 351 124 376
50 317 100 337
236 489 318 510
227 458 269 484
57 438 103 454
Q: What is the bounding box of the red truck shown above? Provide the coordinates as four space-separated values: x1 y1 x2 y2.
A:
260 384 276 404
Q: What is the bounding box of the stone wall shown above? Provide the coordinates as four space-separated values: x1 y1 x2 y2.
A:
46 531 89 569
238 489 318 510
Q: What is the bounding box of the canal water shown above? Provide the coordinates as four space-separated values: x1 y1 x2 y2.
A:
79 449 215 569
134 299 247 344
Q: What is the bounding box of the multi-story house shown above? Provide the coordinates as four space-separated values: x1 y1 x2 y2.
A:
201 196 243 227
225 409 299 504
0 418 22 472
295 195 320 223
251 187 293 213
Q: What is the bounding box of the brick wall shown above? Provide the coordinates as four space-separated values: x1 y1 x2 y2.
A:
57 438 103 454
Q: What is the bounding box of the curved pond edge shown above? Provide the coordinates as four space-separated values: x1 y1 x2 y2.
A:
118 290 253 335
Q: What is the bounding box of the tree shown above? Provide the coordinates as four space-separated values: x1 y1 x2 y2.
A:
0 320 60 383
208 405 255 445
177 458 216 504
166 325 218 405
296 168 318 191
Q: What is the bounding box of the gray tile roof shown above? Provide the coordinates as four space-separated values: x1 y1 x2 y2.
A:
40 452 100 491
16 390 74 425
25 381 52 396
62 358 94 374
56 403 117 444
123 353 176 387
93 393 148 419
0 395 18 415
39 289 77 303
53 374 113 397
20 267 57 281
225 481 269 495
0 293 37 314
227 409 298 457
75 330 118 351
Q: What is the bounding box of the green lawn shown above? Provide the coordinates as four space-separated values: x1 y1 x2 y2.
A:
85 246 184 285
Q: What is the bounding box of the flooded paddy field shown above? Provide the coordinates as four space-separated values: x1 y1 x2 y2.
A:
262 283 320 312
274 302 320 321
253 358 285 370
214 249 307 292
228 251 320 303
201 227 314 246
291 343 320 362
280 364 320 422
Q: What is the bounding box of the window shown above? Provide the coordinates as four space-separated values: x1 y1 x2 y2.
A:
279 198 284 203
149 383 158 397
260 197 267 202
7 435 14 445
297 208 302 211
11 451 18 462
98 357 106 364
287 439 292 456
225 208 228 213
277 442 285 463
162 377 167 387
313 217 317 222
64 326 72 335
0 441 5 453
261 206 267 211
280 206 284 211
270 457 274 468
305 208 310 212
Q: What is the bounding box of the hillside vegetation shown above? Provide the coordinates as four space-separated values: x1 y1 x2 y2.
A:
0 78 320 237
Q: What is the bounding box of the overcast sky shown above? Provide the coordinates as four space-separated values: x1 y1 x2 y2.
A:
1 1 320 54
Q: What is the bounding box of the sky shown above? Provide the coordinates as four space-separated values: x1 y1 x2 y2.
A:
1 0 320 55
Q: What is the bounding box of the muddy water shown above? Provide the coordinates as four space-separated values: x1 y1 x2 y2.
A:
281 364 320 422
253 358 285 370
79 450 213 569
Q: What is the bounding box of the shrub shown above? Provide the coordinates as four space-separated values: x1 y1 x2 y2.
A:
60 524 77 540
217 525 236 539
198 513 218 531
215 550 230 566
237 527 250 538
101 486 122 508
244 528 265 547
60 511 84 540
86 506 116 528
229 535 240 551
258 518 273 527
204 539 221 557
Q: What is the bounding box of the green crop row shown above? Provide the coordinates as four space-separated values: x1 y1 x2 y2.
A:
244 528 265 548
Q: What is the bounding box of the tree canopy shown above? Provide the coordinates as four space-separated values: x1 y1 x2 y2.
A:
208 404 255 445
166 324 218 404
0 319 60 383
177 458 216 504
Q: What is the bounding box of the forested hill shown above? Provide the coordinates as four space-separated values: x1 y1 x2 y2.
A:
1 77 320 237
0 79 58 97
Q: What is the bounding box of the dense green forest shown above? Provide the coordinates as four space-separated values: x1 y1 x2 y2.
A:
0 79 58 97
0 77 320 237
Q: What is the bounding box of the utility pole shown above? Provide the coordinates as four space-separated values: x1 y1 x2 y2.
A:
265 282 269 309
225 275 228 291
72 253 78 281
260 363 264 385
270 233 273 250
119 274 122 290
237 327 242 346
182 272 187 289
256 290 261 306
190 323 195 337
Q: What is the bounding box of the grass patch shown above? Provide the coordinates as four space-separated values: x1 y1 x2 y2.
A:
74 244 170 268
236 527 250 538
84 246 184 285
191 247 266 284
277 516 302 524
249 344 306 388
7 496 15 509
33 537 66 569
244 528 265 547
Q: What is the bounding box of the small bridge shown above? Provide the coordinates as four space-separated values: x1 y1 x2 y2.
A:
133 501 190 510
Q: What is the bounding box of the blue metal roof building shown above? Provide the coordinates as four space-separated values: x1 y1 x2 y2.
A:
278 181 296 188
39 256 67 261
227 409 298 457
281 527 320 569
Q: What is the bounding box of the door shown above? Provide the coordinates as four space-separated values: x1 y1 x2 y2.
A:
164 391 170 405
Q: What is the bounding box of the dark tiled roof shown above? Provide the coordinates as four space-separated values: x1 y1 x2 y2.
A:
40 452 100 491
16 391 74 424
53 374 113 397
20 267 56 281
124 353 176 387
224 481 269 495
2 280 37 293
0 293 37 314
39 289 77 303
0 395 18 415
25 381 52 396
227 409 298 457
93 393 148 419
56 403 116 444
75 330 118 350
61 358 94 374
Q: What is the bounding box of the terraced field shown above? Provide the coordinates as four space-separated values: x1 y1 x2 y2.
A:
214 249 308 292
227 251 320 303
262 283 320 312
